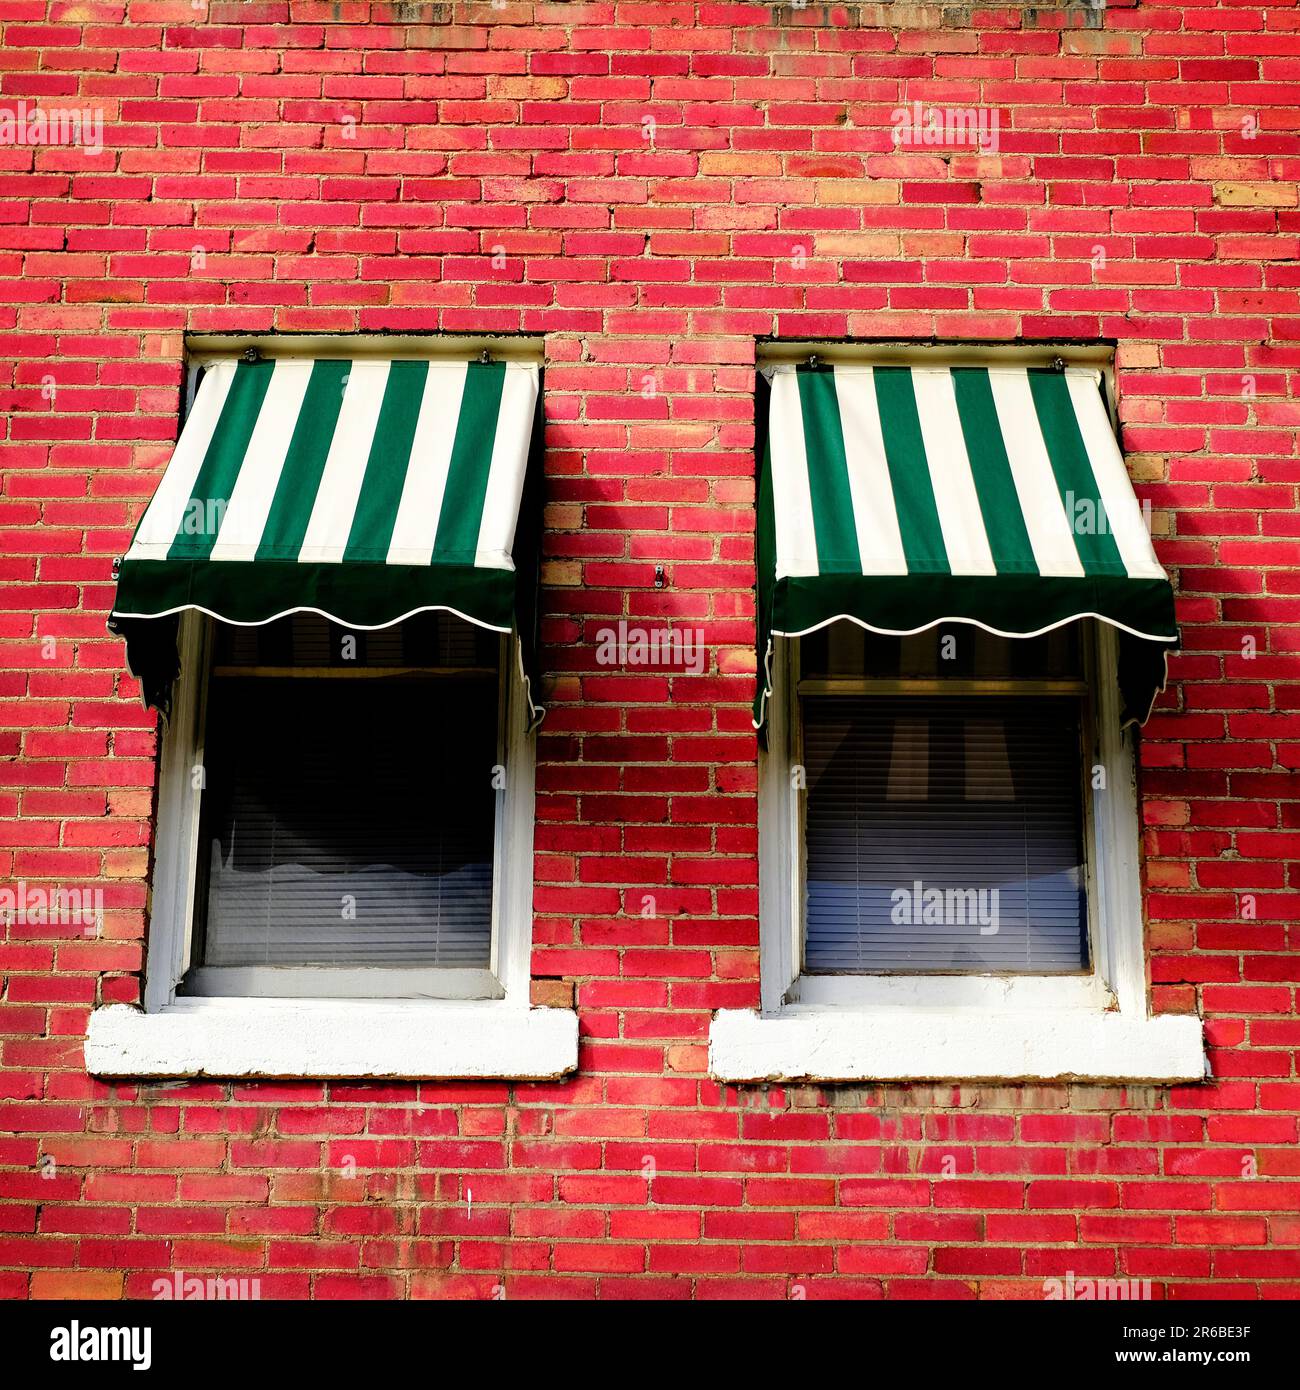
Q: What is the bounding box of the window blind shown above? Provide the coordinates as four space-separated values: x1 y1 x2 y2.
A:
803 695 1087 974
197 676 497 969
212 609 499 670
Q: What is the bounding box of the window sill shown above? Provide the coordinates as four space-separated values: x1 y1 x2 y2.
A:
85 998 579 1081
709 1006 1206 1084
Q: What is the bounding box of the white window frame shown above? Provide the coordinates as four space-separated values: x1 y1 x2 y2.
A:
148 614 535 1009
85 337 576 1080
177 622 515 1004
711 622 1205 1083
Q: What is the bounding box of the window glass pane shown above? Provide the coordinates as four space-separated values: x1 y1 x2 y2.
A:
194 621 499 971
802 694 1088 974
800 622 1081 681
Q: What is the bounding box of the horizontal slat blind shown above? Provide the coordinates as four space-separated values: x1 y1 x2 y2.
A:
800 622 1082 682
199 676 497 968
213 610 498 669
803 695 1087 974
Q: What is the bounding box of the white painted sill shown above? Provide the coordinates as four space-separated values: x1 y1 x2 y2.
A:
709 1006 1206 1084
85 998 579 1081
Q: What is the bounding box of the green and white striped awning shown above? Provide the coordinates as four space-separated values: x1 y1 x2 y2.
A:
110 356 544 721
756 362 1178 728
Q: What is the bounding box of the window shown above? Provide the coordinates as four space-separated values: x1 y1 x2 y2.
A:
87 338 576 1080
90 603 577 1079
799 624 1089 979
764 616 1131 1013
182 613 506 1001
709 616 1204 1082
712 342 1204 1083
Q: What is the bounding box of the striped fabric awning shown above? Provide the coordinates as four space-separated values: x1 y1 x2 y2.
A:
110 355 544 721
755 362 1178 728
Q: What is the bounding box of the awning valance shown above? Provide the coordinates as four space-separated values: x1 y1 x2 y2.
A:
110 356 544 723
755 362 1178 728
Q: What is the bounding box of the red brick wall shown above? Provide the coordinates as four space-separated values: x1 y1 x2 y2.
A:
2 0 1299 1299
